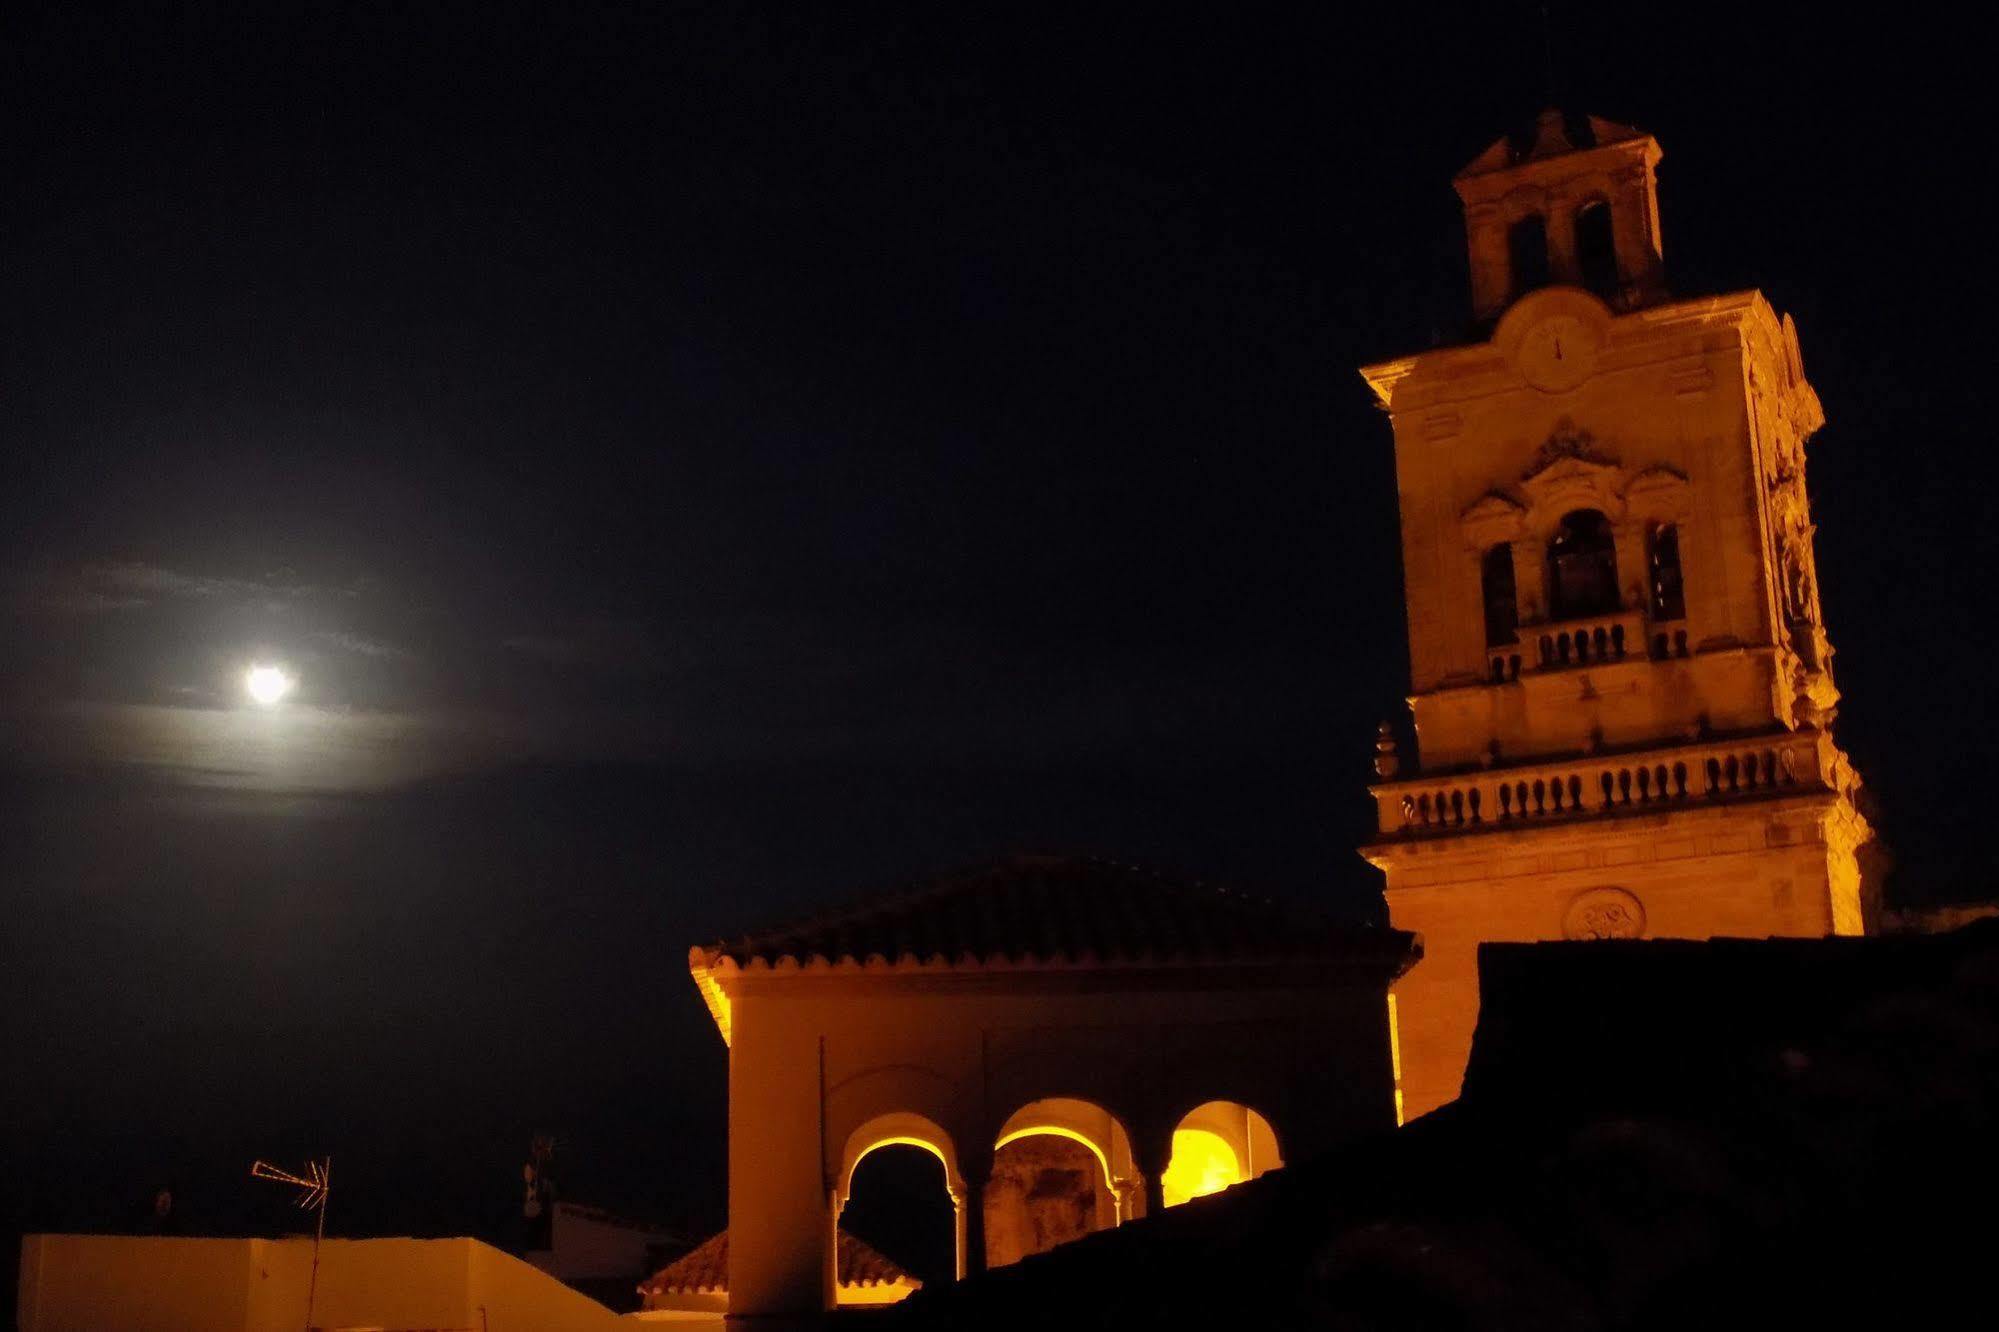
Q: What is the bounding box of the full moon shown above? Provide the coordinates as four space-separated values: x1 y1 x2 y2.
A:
245 664 295 706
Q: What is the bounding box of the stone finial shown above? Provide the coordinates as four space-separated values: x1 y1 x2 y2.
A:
1793 690 1824 729
1373 722 1400 779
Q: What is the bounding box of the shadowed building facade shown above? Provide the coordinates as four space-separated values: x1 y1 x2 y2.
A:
1360 111 1871 1120
686 855 1416 1323
881 923 1999 1331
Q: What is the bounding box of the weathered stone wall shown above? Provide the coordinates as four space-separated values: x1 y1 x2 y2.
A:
1359 119 1869 1122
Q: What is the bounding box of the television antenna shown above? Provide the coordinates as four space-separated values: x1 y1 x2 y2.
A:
252 1157 331 1331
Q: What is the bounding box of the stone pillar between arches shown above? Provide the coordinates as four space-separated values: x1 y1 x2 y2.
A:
954 1166 989 1280
1545 197 1582 287
1135 1129 1173 1222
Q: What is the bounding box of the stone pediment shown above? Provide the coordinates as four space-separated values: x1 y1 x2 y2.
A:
1524 454 1618 490
1521 418 1619 482
1457 424 1692 546
1518 422 1621 520
1462 491 1526 522
1623 463 1692 521
1460 491 1527 548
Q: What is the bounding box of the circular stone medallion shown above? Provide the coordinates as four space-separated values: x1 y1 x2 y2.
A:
1563 887 1647 940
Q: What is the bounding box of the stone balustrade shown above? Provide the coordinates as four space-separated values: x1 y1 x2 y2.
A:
1645 619 1691 661
1529 609 1644 670
1487 610 1692 683
1372 731 1827 836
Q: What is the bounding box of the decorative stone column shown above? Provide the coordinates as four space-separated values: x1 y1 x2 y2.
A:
951 1165 991 1280
1610 167 1664 303
825 1187 844 1308
1510 535 1547 629
1613 522 1649 616
1110 1174 1143 1225
1463 204 1511 321
1135 1128 1174 1222
1545 192 1581 287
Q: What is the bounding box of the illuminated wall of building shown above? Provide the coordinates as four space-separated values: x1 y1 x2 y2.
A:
689 865 1416 1321
1360 111 1871 1120
16 1235 630 1332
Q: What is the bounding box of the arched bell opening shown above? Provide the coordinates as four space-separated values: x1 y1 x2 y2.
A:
1482 543 1519 647
1508 212 1552 299
1575 198 1619 300
1547 508 1620 620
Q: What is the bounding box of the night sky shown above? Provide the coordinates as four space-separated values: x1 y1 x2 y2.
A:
1 0 1988 1281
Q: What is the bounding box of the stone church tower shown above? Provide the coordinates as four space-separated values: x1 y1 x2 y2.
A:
1361 111 1870 1120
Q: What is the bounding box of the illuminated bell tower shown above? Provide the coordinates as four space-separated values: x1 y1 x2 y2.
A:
1360 111 1870 1121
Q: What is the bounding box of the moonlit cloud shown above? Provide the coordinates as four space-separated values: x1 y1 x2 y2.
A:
1 557 418 730
310 629 414 660
15 701 535 793
13 560 364 617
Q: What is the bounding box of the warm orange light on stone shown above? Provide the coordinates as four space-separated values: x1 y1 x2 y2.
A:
1161 1129 1239 1207
1360 111 1871 1122
993 1125 1116 1190
689 858 1411 1321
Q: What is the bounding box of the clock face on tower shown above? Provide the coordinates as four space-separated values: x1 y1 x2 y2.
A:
1516 313 1597 392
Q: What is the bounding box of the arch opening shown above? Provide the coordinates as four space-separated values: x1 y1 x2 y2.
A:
988 1098 1136 1268
837 1114 963 1204
1482 543 1519 646
840 1141 956 1295
1163 1101 1282 1208
1508 213 1552 299
835 1114 965 1289
1547 508 1620 620
1575 199 1618 299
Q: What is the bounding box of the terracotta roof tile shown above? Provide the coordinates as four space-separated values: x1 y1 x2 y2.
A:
641 1230 728 1295
696 854 1414 973
639 1228 917 1297
836 1227 915 1288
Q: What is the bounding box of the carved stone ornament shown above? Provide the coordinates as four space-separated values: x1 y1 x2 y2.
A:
1622 463 1691 520
1460 490 1528 549
1521 417 1619 482
1562 886 1647 941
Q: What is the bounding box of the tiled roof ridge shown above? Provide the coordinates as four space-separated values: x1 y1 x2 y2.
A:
722 853 1126 946
639 1229 728 1296
640 1227 916 1296
700 852 1309 967
685 854 1420 1044
835 1227 919 1288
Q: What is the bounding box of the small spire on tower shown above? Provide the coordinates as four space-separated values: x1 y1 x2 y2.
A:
1527 106 1577 160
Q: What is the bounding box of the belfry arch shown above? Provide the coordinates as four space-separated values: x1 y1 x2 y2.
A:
1546 508 1619 620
